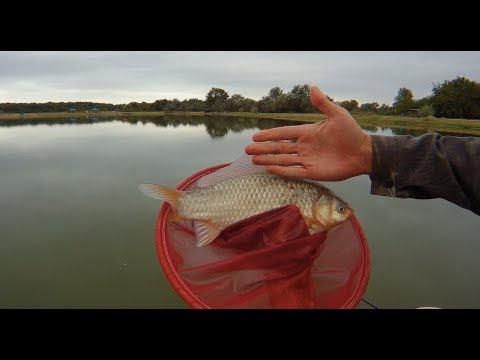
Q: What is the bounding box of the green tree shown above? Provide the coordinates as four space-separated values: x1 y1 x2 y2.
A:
338 100 359 112
414 96 432 109
152 99 170 111
212 101 226 112
287 84 311 112
360 102 379 113
275 94 290 113
431 76 480 119
139 101 151 111
377 104 393 115
164 99 180 112
257 95 273 113
260 87 290 113
226 94 245 112
188 98 206 111
393 87 415 115
268 86 284 101
242 98 257 112
205 87 229 110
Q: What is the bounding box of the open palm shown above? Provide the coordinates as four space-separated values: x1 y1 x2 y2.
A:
245 86 372 181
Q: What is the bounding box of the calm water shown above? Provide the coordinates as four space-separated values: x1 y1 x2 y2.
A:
1 115 479 309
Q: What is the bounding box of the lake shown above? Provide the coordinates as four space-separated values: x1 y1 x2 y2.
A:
1 115 479 309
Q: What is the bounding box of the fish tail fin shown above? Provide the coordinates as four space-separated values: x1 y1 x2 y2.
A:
139 183 184 222
138 184 182 213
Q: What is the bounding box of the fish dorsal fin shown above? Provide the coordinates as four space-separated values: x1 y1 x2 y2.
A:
197 154 267 187
193 220 222 247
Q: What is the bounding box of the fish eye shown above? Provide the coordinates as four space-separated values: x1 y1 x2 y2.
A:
337 203 345 213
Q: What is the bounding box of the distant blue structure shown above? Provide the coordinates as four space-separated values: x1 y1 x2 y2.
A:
69 108 76 113
91 107 99 112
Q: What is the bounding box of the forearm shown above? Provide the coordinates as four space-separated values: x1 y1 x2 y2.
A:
369 133 480 215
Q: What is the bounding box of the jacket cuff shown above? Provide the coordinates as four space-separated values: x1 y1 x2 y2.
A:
369 135 399 197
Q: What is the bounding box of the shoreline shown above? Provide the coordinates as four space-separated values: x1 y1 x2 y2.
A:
1 111 480 136
216 112 480 136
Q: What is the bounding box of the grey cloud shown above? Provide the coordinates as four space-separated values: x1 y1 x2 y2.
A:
0 51 479 105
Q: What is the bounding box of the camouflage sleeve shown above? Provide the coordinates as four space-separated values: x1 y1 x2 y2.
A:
369 133 480 215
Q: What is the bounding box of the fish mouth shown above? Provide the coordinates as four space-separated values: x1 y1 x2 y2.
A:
345 208 354 221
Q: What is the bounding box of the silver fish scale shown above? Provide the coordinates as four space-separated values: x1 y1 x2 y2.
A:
178 174 324 229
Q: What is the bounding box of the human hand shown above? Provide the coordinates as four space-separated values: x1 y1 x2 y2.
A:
245 85 372 181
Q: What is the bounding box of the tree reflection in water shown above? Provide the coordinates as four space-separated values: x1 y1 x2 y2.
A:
0 115 309 139
0 115 474 138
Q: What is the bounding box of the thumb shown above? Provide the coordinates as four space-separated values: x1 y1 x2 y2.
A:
310 85 337 117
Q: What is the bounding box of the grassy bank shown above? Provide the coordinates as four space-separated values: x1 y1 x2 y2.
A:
216 112 480 136
2 111 480 136
353 114 480 136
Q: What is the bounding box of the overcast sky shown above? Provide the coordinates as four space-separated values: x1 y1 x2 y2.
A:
1 51 479 105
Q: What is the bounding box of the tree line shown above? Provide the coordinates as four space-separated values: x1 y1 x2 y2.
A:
1 76 479 119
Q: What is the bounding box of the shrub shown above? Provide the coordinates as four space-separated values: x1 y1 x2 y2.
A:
419 104 435 117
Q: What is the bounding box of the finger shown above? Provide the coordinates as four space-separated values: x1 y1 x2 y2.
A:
252 125 308 142
253 154 302 166
310 85 337 117
245 141 297 155
266 165 310 178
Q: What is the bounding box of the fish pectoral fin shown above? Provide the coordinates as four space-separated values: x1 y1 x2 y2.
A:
309 223 325 234
304 217 325 235
193 220 222 247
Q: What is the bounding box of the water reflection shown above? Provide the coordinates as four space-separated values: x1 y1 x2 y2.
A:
0 115 476 139
0 115 309 140
362 125 475 137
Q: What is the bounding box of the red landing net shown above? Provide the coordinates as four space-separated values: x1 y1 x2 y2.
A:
155 163 370 309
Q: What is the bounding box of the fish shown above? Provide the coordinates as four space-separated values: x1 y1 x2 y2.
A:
139 154 352 247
